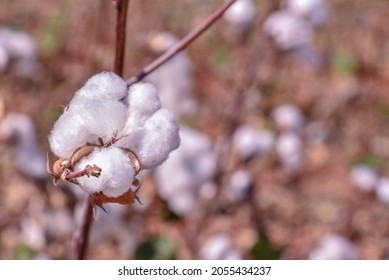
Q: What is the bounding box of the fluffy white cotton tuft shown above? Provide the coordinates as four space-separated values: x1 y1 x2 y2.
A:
200 234 242 260
75 146 135 197
120 108 180 169
121 83 161 134
276 132 304 173
76 71 128 100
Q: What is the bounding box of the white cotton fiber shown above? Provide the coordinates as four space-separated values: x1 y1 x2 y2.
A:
124 108 180 169
0 46 9 70
75 71 128 101
276 132 304 173
121 83 161 134
309 234 358 260
226 169 252 201
75 146 135 197
350 164 378 192
200 233 242 260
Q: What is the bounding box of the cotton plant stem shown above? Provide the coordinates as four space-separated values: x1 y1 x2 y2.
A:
74 0 130 260
126 0 238 86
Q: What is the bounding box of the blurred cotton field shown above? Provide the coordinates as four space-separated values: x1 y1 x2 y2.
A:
1 0 389 260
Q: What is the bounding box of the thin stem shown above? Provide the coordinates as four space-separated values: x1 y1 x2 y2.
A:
74 0 130 260
74 199 94 260
126 0 237 86
113 0 130 76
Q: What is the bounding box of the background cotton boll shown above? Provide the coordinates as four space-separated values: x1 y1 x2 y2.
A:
45 209 75 239
155 127 216 216
276 132 304 173
350 164 378 192
309 234 358 260
167 191 198 217
122 83 161 134
226 169 253 201
146 32 196 119
0 28 37 78
75 146 136 197
200 233 242 260
271 104 305 132
232 125 275 160
0 46 9 70
223 0 256 31
286 0 328 27
375 178 389 205
263 10 313 51
77 71 128 100
0 113 48 180
130 108 180 169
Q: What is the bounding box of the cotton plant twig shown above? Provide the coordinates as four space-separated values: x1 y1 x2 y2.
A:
126 0 238 86
74 0 130 260
113 0 130 76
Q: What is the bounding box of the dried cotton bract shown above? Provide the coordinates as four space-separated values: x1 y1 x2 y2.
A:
48 72 180 207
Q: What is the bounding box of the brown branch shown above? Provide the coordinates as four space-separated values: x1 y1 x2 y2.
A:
74 0 130 260
126 0 238 86
74 199 94 260
113 0 130 76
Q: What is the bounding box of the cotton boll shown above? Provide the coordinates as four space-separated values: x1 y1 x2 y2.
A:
224 0 256 31
276 132 304 173
146 32 196 119
20 216 46 250
375 177 389 205
226 170 252 201
125 108 180 169
155 127 216 216
309 234 358 260
232 125 275 160
350 165 378 192
0 28 37 78
75 146 136 197
200 233 242 260
0 46 9 70
0 113 48 180
45 209 75 239
271 104 305 132
167 191 198 217
286 0 328 27
76 71 128 101
121 83 161 134
263 10 313 51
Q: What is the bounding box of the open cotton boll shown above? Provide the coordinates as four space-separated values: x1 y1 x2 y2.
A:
121 83 161 134
123 108 180 169
263 10 313 51
223 0 256 31
75 146 136 197
276 132 304 173
350 164 378 192
375 177 389 205
200 234 242 260
226 170 253 201
232 125 275 160
271 104 305 131
286 0 328 27
76 71 128 101
0 113 48 180
146 32 196 119
0 46 9 70
309 234 358 260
